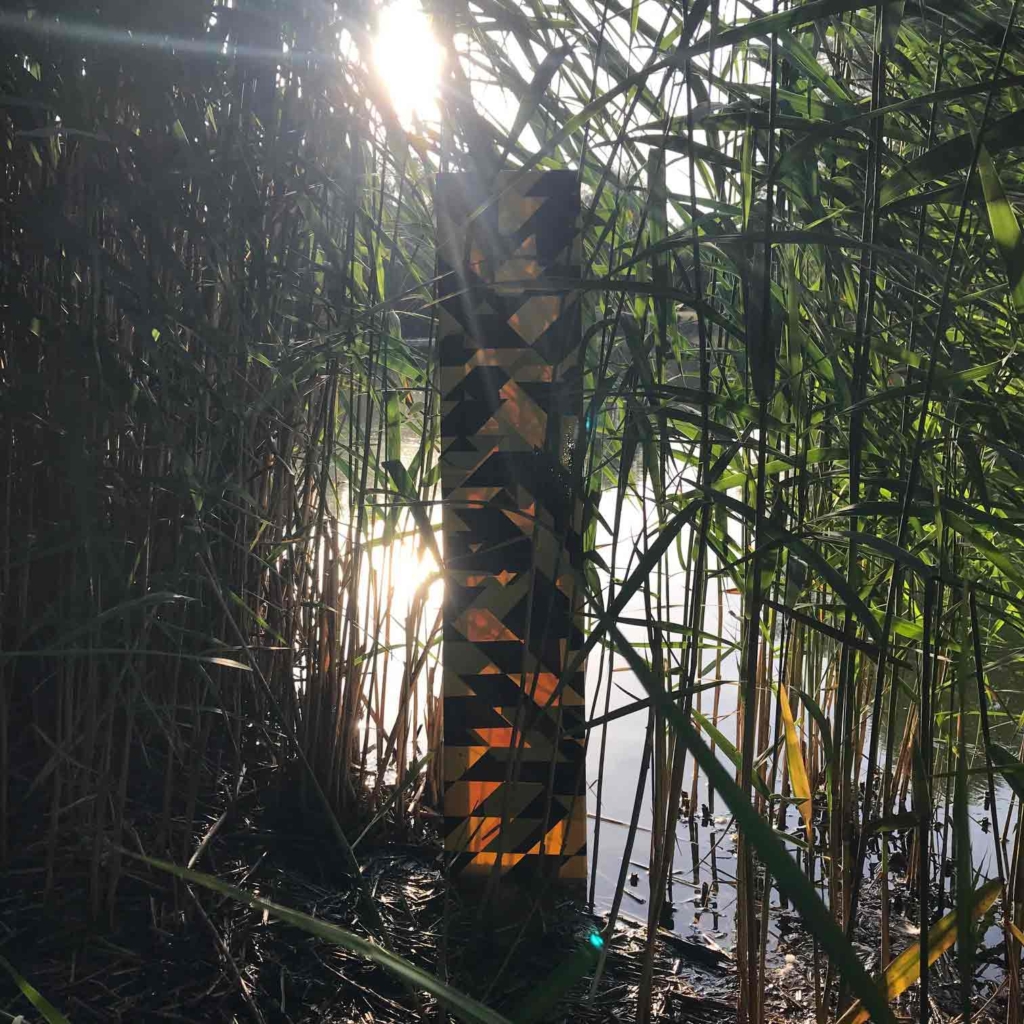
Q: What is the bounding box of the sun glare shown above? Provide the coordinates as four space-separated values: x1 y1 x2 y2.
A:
372 0 444 126
386 535 441 614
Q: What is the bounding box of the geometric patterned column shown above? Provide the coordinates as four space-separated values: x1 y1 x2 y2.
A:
436 170 587 884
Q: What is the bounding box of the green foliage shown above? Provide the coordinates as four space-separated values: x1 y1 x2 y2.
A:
0 955 72 1024
3 0 1024 1022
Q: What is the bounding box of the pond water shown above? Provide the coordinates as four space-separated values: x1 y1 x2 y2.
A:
347 455 1020 965
584 492 1023 966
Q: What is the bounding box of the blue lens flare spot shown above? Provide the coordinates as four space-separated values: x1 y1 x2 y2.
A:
589 932 604 950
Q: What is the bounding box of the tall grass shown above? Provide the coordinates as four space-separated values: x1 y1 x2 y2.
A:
0 0 438 912
3 1 1024 1022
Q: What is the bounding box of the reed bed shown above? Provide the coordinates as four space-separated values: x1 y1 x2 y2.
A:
2 1 1024 1023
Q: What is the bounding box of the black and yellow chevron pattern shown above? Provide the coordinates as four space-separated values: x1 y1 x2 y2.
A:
436 170 586 884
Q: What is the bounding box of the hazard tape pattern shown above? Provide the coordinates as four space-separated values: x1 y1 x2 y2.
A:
437 170 586 883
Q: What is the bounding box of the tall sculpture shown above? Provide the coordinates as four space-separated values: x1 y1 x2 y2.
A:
437 170 586 884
